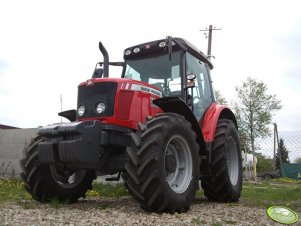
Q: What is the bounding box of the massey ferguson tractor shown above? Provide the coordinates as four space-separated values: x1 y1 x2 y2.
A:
20 37 242 213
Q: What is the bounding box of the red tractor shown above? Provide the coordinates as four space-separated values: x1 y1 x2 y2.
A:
20 37 242 213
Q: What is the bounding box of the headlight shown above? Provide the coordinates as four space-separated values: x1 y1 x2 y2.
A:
133 47 140 53
77 105 85 117
96 102 106 114
158 41 166 47
125 49 131 55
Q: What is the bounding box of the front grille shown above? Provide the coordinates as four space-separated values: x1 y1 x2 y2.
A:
77 82 117 118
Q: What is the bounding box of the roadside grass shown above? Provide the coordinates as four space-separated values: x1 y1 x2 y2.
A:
0 178 300 210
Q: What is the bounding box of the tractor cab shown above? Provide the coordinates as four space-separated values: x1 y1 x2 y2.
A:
122 37 215 120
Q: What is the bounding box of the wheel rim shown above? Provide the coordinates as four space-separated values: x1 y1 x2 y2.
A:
227 137 239 186
164 135 193 193
50 165 86 189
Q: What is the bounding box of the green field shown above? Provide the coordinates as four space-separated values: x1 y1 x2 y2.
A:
0 178 300 210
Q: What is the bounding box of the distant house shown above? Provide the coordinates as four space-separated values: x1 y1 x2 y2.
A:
0 124 19 129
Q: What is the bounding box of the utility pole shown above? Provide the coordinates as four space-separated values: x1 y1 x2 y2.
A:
200 25 222 57
60 94 63 123
273 123 280 169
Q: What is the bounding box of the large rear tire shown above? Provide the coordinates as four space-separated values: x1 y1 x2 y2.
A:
20 136 95 203
125 113 200 213
201 119 242 202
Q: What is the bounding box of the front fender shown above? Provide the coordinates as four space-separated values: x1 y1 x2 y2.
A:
58 109 76 122
153 97 202 138
153 97 207 156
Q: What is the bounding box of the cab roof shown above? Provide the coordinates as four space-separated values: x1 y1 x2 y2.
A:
123 37 213 69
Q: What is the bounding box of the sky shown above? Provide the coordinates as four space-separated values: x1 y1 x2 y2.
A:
0 0 301 134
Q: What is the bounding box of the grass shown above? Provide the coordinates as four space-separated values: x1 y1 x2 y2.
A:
240 179 301 209
0 179 129 209
195 178 301 210
0 178 300 210
90 182 128 198
48 197 67 209
0 179 31 203
272 177 301 184
191 217 206 225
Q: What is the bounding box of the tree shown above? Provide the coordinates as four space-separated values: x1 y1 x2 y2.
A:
215 90 227 105
233 77 282 154
275 138 290 169
295 157 301 163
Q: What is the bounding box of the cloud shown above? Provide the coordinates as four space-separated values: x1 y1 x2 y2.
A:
0 59 6 69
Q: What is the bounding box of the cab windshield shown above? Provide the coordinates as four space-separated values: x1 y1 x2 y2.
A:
122 51 182 97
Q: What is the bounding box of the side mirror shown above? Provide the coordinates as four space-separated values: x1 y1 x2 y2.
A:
187 73 196 80
92 68 104 78
185 73 196 89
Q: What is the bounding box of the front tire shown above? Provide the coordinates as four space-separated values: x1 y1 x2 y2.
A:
201 119 242 202
125 113 200 213
20 136 95 203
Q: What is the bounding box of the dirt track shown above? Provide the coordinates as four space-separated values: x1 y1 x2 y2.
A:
1 196 295 226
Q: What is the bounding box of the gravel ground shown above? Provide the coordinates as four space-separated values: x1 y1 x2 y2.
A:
1 196 299 226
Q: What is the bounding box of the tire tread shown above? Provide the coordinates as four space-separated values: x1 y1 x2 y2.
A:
125 113 200 213
201 119 242 202
20 135 95 203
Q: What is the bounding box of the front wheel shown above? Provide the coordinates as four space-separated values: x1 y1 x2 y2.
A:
20 136 95 203
125 113 200 213
201 119 242 202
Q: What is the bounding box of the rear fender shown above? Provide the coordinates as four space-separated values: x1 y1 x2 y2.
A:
201 102 238 142
201 103 237 168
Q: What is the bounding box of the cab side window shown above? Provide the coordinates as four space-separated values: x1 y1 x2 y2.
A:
186 53 213 120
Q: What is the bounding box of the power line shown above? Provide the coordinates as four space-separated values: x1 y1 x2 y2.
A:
200 25 222 57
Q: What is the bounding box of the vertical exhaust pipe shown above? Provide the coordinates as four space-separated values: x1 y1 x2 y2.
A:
99 42 109 77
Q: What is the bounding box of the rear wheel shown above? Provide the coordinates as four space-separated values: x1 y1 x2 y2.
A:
20 136 95 203
201 119 242 202
125 113 200 213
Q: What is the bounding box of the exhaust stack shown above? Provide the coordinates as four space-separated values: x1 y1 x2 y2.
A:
99 42 109 77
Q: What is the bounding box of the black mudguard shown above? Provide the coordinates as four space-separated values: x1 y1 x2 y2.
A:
153 97 206 153
58 109 77 122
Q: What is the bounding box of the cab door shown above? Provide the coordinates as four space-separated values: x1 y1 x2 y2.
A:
186 53 214 120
